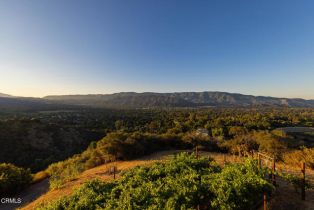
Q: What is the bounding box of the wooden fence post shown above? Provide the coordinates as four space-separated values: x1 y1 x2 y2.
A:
272 159 276 186
258 153 261 170
195 146 199 159
263 192 267 210
223 154 226 166
301 162 305 200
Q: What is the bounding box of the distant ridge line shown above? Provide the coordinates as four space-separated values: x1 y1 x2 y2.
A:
43 91 314 108
1 91 314 109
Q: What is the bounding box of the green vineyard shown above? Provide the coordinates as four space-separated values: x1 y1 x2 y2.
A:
38 153 273 210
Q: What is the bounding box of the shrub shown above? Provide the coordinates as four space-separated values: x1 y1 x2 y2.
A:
47 157 85 189
0 163 32 196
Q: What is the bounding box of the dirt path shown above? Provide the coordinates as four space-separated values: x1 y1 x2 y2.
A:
0 179 49 210
266 178 314 210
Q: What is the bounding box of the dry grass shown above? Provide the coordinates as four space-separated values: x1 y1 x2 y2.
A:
32 171 49 184
283 148 314 169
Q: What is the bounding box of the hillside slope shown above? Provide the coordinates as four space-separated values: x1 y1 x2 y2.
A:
18 151 314 210
20 153 167 210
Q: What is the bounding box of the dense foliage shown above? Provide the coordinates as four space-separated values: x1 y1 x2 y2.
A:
38 153 273 210
0 118 104 172
0 163 32 196
222 130 288 159
1 107 313 173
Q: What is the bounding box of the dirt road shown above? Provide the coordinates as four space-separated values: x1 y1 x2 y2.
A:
0 179 49 210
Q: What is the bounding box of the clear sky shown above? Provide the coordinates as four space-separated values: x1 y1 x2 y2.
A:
0 0 313 99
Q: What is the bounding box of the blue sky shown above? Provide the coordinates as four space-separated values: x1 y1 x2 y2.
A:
0 0 314 98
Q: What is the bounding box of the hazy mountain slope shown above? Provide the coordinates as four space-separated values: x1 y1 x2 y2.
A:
0 93 12 97
0 96 80 111
44 92 314 108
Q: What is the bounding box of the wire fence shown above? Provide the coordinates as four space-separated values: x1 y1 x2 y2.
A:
213 150 311 210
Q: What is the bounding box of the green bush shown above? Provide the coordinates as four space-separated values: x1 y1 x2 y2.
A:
0 163 32 196
46 155 86 189
207 160 272 209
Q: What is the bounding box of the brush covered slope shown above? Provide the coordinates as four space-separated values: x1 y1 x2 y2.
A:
37 153 273 210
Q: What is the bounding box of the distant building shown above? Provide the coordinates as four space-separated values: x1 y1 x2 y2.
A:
195 128 209 137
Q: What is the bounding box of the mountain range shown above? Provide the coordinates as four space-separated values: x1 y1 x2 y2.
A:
1 91 313 110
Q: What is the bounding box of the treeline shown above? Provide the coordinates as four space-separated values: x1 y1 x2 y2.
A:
82 108 314 136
